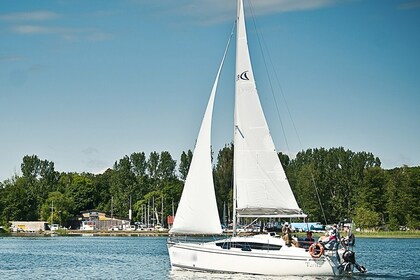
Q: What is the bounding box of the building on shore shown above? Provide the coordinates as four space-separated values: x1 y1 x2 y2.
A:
167 215 174 230
9 221 49 232
80 210 130 231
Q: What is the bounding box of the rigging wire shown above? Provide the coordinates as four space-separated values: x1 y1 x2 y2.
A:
247 0 291 155
247 0 328 225
312 173 328 225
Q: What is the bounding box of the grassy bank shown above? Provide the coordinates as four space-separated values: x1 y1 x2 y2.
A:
296 230 420 239
353 230 420 238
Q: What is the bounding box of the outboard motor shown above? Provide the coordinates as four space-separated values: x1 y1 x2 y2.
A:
341 250 367 273
343 250 355 264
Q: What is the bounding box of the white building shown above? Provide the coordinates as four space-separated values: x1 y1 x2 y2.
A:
10 221 49 232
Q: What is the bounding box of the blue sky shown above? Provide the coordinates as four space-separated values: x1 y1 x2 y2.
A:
1 0 419 181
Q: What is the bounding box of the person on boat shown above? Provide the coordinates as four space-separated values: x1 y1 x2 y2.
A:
331 224 340 240
318 231 330 243
321 225 340 250
305 230 314 245
291 234 300 247
341 226 355 250
282 222 292 246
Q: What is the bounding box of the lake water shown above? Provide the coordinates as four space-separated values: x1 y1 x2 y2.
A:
0 236 419 280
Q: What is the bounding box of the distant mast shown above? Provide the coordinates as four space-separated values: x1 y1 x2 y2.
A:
129 195 132 221
50 201 54 225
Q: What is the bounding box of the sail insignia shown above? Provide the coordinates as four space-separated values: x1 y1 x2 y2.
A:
238 70 250 81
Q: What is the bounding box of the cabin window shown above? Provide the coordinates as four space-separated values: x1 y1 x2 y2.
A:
216 242 282 251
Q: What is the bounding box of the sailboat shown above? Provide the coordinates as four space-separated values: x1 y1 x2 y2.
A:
167 0 364 276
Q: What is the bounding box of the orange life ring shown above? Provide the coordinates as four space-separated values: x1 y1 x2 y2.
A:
309 243 324 258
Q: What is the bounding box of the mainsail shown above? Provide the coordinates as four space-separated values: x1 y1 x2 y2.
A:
233 0 304 218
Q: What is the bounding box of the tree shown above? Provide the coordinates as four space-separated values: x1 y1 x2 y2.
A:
359 167 386 224
385 166 418 230
1 149 417 232
157 151 177 181
20 155 59 216
110 156 136 217
278 152 290 169
213 144 234 224
40 191 73 226
161 180 183 217
179 150 193 181
287 147 381 224
131 152 147 178
0 183 4 224
354 207 380 230
290 163 325 222
0 176 37 221
21 155 41 179
406 167 420 230
93 169 113 212
147 152 160 181
64 173 97 215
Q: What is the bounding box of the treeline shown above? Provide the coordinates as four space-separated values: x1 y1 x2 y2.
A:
0 146 418 231
285 148 419 230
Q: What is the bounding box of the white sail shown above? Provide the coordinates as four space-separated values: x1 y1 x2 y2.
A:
234 0 304 217
169 79 220 234
169 35 233 234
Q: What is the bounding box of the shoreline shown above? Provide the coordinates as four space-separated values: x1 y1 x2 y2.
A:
353 231 420 238
2 229 170 237
2 230 419 238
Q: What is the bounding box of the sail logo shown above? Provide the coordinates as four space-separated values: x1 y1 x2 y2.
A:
237 71 250 81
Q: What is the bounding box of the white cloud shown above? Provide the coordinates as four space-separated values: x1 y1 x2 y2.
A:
0 11 60 21
85 159 111 174
138 0 339 25
10 25 114 41
3 9 114 41
81 148 111 174
0 55 24 61
87 31 115 42
250 0 338 14
11 25 49 34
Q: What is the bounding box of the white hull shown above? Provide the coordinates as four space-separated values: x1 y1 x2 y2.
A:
167 235 341 276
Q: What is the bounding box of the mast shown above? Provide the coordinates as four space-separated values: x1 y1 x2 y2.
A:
111 196 113 220
232 0 242 237
147 198 150 227
129 195 132 221
223 201 227 227
143 204 146 226
152 196 155 227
